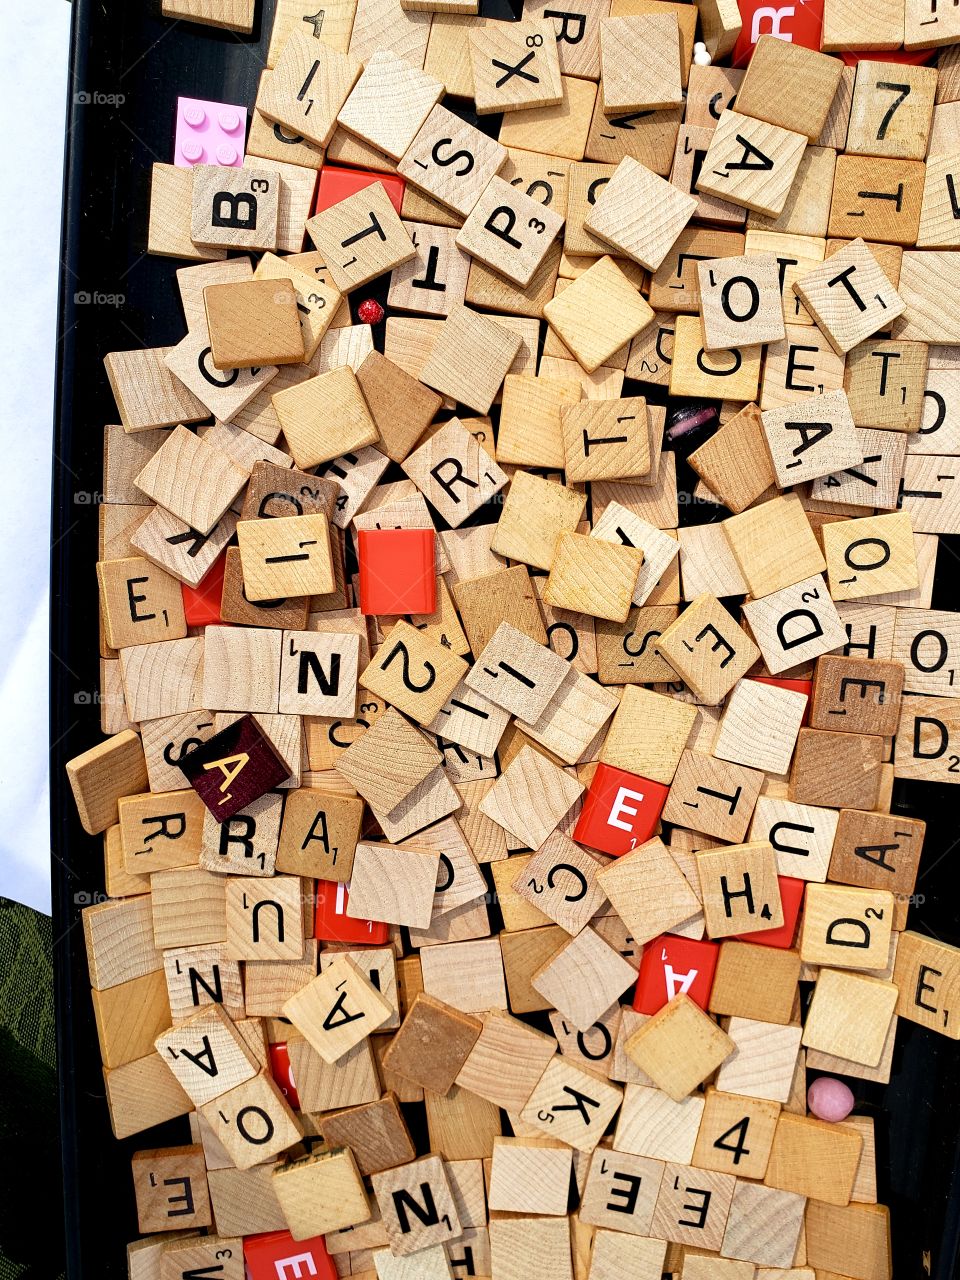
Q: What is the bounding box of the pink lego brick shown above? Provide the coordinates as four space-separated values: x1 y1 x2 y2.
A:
175 95 247 168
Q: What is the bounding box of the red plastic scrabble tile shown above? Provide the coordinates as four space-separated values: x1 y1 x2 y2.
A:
633 935 720 1014
178 713 290 821
358 528 436 617
244 1231 337 1280
315 878 390 945
181 550 227 627
733 0 824 66
314 165 405 216
735 875 805 948
573 762 669 857
268 1041 301 1111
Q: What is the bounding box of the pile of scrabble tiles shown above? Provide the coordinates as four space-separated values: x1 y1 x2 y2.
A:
63 0 960 1276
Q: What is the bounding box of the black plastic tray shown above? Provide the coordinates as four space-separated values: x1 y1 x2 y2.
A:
51 1 960 1274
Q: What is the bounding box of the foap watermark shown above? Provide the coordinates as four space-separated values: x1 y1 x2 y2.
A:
73 690 106 706
73 890 110 906
74 490 104 505
74 290 125 308
74 90 126 106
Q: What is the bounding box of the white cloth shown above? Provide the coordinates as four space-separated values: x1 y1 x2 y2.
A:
0 6 71 911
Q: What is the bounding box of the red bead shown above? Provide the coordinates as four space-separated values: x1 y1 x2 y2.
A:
735 876 805 948
357 298 385 325
268 1041 300 1111
314 165 405 216
573 763 669 857
244 1231 337 1280
314 879 390 945
181 550 226 626
358 529 436 616
179 713 290 821
633 935 720 1014
733 0 824 66
751 676 812 725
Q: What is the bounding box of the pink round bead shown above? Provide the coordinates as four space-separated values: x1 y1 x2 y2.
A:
216 143 239 165
184 104 206 128
807 1077 855 1122
182 140 204 163
218 108 241 132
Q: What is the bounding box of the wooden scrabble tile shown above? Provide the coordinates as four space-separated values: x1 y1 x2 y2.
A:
491 475 586 575
372 1155 462 1255
736 35 843 141
561 397 650 483
531 926 637 1031
802 881 892 970
805 1200 892 1280
104 348 208 433
283 953 392 1063
583 159 696 271
337 706 441 811
599 14 683 113
810 653 904 737
802 967 898 1065
917 151 960 250
235 513 334 603
497 71 597 160
743 230 827 326
894 693 960 783
742 576 845 676
258 30 361 147
686 404 775 515
487 1214 573 1280
351 353 438 465
519 1055 623 1151
626 996 733 1101
488 1137 573 1216
456 175 565 288
513 831 607 935
417 935 506 1011
697 842 783 940
502 925 571 1014
418 305 523 412
154 1004 259 1106
891 930 960 1039
596 606 678 685
811 427 908 512
382 992 482 1093
579 1147 664 1235
360 619 467 723
148 162 230 261
190 164 281 252
696 111 807 219
655 595 760 705
203 278 304 371
273 368 378 471
789 727 885 809
131 1145 211 1232
398 105 506 221
719 1180 806 1268
595 838 700 944
68 730 149 838
338 50 443 160
271 1146 371 1238
650 1162 736 1249
199 626 281 714
613 1083 705 1163
843 339 928 433
661 752 764 844
347 840 441 929
318 1096 416 1177
823 510 918 601
469 20 563 115
306 182 416 291
544 256 654 373
723 494 827 597
480 746 584 848
598 685 694 784
96 557 186 654
761 390 863 487
793 239 906 356
760 325 846 413
747 795 837 885
588 1230 667 1280
698 253 785 352
714 679 806 776
92 968 171 1069
828 807 924 899
497 374 583 470
762 1109 862 1208
543 532 643 623
845 59 936 162
828 155 924 247
670 125 747 227
197 1070 302 1170
668 315 762 402
161 0 254 28
134 426 247 537
221 872 301 960
714 1017 803 1103
454 1007 555 1110
691 1088 781 1179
